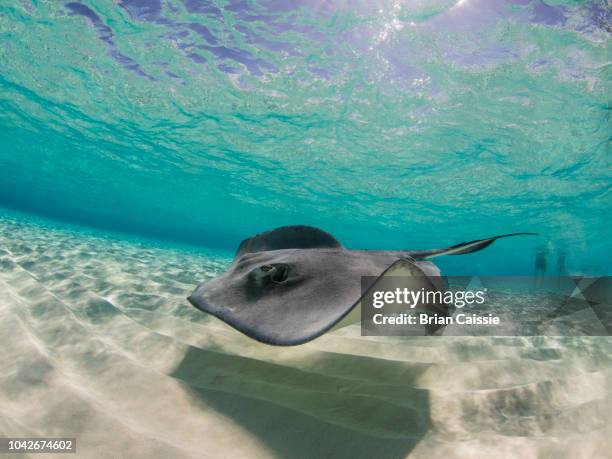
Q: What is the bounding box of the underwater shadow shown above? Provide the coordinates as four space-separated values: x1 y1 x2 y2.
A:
170 345 431 459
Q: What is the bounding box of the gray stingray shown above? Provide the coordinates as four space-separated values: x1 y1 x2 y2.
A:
188 226 536 345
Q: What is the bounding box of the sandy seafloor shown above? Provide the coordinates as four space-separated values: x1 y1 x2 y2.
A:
0 211 610 459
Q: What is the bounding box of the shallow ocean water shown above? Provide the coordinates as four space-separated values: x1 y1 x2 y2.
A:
1 210 611 458
0 1 611 457
0 0 610 274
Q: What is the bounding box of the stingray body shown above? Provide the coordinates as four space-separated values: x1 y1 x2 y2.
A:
188 226 536 345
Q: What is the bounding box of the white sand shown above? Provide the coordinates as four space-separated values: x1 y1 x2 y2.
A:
0 213 610 459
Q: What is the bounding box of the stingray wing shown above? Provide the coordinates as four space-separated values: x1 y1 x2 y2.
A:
188 251 440 346
235 225 343 258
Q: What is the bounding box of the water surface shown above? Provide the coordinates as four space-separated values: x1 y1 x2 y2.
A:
0 0 610 274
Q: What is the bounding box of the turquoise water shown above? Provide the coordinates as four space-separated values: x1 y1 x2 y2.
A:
0 0 610 274
0 5 611 455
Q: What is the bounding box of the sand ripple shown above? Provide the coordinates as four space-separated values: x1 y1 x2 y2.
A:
0 213 610 458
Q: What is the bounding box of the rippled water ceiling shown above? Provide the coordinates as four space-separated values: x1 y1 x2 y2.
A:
0 1 610 273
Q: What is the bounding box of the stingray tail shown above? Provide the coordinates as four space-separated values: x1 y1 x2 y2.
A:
418 233 538 260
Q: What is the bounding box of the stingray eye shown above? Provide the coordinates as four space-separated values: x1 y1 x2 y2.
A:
248 263 289 285
269 264 289 283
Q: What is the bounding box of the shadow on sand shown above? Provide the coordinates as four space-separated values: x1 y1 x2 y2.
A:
170 345 431 459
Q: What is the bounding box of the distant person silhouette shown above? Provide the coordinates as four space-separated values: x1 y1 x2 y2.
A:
535 246 547 277
557 250 567 277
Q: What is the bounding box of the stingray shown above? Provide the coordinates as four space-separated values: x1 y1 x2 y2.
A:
188 226 536 345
